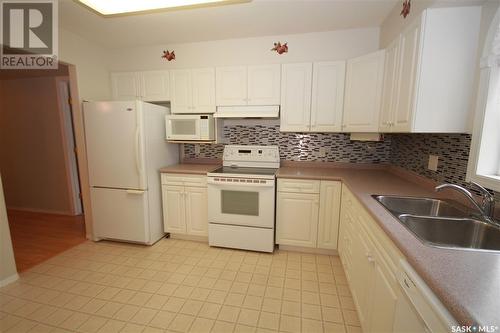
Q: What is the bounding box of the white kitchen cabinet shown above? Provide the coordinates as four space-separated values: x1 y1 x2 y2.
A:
317 181 342 249
170 68 215 114
380 6 481 133
111 72 140 100
162 185 186 234
216 66 247 106
111 71 170 102
310 61 346 132
185 186 208 236
339 185 455 333
247 65 281 105
276 179 341 250
216 64 281 106
141 71 170 102
276 191 319 247
280 63 313 132
380 38 400 132
342 50 385 132
161 174 208 237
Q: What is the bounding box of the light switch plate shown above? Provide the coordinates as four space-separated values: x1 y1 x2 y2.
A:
319 147 326 157
428 155 439 171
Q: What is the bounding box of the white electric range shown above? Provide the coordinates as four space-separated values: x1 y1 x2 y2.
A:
207 145 280 253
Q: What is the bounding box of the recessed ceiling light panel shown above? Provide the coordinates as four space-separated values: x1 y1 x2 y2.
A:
77 0 246 16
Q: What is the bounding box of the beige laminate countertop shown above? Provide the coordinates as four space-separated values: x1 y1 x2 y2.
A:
277 166 500 327
159 163 220 175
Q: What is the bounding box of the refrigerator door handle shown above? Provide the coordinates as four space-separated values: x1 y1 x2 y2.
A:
126 189 145 195
134 126 143 176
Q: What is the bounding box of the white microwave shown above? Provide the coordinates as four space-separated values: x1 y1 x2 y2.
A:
165 114 215 141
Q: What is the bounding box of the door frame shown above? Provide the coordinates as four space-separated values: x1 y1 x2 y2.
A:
63 62 94 240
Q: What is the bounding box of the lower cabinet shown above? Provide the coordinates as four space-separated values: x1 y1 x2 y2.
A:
276 179 341 249
339 186 453 333
161 173 208 237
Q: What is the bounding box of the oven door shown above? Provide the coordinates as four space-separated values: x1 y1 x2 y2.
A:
207 178 275 228
166 116 201 140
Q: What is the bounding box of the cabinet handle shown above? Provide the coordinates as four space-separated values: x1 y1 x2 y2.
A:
366 252 375 263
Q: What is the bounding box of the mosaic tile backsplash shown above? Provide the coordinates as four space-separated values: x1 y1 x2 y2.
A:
183 125 499 200
184 124 392 163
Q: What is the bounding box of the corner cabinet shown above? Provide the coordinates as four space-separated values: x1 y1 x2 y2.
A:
170 68 216 114
161 173 208 237
111 71 170 102
379 6 481 133
280 61 346 133
215 64 281 106
276 179 341 250
342 50 385 132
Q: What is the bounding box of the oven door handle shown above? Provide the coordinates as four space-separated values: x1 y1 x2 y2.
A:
207 178 275 187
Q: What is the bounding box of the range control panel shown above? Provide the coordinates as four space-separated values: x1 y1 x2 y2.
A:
222 145 280 168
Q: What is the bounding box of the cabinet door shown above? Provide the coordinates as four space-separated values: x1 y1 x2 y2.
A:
247 64 281 105
393 18 421 132
393 287 430 333
317 181 342 250
111 72 139 100
350 224 376 329
343 50 385 132
276 192 319 247
162 185 186 234
141 71 170 102
310 61 346 132
185 186 208 236
280 63 313 132
170 69 193 114
192 68 216 114
379 39 400 132
368 254 398 333
216 66 247 106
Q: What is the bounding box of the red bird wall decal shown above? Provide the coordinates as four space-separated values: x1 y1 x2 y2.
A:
271 42 288 55
162 50 175 61
400 0 411 18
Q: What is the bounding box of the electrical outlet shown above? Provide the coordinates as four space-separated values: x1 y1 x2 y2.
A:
319 147 326 157
195 145 201 155
428 155 439 171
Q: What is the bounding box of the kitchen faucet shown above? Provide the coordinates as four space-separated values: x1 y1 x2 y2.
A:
435 182 499 227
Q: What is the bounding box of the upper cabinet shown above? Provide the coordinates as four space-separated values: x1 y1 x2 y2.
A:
280 61 346 132
311 61 346 132
280 63 313 132
216 64 281 106
111 71 170 102
170 68 216 114
380 6 481 133
342 50 385 132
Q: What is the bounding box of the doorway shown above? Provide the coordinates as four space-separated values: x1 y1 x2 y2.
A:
0 63 86 272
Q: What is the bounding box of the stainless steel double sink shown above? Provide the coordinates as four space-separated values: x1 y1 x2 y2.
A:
373 195 500 252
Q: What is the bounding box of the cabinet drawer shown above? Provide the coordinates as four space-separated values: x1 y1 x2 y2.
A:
161 173 207 187
278 179 320 194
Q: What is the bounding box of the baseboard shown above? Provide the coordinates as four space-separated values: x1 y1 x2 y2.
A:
277 244 339 255
169 233 209 243
0 273 19 287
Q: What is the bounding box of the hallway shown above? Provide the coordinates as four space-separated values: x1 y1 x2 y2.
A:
7 210 86 272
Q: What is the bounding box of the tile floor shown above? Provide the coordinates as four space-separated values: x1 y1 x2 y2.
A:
0 239 362 333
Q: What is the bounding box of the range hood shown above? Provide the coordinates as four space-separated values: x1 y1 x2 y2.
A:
214 105 280 118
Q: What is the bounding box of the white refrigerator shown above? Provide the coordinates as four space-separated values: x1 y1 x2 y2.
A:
83 101 179 244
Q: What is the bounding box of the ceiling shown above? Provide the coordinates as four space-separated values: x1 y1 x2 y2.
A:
59 0 399 49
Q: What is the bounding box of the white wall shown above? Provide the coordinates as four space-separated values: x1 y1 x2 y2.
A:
108 28 380 71
59 28 111 101
0 174 18 286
